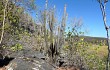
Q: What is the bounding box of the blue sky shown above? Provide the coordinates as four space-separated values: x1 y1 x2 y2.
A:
33 0 110 38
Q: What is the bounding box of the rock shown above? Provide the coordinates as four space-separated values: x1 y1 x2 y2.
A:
6 48 56 70
8 52 55 70
11 57 56 70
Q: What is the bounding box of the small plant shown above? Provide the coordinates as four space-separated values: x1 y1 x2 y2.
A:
10 43 23 52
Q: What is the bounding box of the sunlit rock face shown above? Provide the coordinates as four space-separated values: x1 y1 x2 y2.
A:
10 57 55 70
6 49 55 70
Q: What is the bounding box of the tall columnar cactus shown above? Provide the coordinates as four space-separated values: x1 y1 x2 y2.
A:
48 9 55 44
40 1 68 63
57 26 60 53
43 0 48 55
48 6 58 63
59 4 67 51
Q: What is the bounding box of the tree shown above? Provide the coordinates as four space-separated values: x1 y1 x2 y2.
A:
97 0 110 70
0 0 37 58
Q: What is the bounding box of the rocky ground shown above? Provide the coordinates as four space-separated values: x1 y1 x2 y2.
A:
0 48 81 70
7 48 56 70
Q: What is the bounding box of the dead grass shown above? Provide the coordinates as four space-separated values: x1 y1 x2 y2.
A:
88 45 108 58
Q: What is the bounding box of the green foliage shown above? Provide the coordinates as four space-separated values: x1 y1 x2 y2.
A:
2 45 7 49
65 38 107 70
0 0 35 49
63 25 107 70
10 43 23 52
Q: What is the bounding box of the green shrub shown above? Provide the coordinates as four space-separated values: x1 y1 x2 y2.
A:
10 43 23 52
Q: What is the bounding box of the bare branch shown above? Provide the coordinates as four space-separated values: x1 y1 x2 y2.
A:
0 0 9 44
98 1 110 70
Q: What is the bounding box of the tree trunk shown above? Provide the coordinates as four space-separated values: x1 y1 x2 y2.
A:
98 1 110 70
0 0 9 45
106 30 110 70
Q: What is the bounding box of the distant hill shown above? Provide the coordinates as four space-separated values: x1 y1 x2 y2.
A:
80 36 107 45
